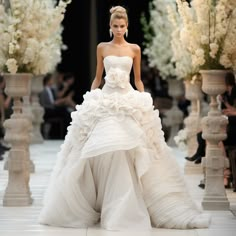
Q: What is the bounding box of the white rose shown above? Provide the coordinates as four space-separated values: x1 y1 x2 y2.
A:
210 43 219 58
195 48 205 57
220 54 232 68
9 42 15 54
6 58 18 74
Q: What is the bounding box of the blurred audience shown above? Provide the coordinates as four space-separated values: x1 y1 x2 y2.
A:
39 73 73 139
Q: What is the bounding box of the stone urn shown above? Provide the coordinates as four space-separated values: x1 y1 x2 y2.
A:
200 69 229 210
31 75 44 144
3 73 33 206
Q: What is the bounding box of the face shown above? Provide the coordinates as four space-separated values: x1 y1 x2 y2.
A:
110 18 127 38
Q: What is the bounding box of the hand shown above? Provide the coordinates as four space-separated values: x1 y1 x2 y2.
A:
222 107 236 116
224 102 234 109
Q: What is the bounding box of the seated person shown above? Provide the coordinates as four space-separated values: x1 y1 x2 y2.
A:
39 73 72 139
53 72 76 110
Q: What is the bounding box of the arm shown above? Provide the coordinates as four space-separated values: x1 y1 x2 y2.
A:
91 43 104 90
223 107 236 116
133 45 144 92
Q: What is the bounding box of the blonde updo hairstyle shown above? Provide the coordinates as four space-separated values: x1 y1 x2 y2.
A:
109 6 128 25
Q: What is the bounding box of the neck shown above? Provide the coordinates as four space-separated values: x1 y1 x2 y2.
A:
111 38 127 46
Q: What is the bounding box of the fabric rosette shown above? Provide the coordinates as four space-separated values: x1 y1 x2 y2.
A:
104 67 129 89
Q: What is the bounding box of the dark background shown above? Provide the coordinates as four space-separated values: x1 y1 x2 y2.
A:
57 0 151 104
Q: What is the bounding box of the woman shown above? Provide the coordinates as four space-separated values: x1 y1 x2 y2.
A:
39 6 210 230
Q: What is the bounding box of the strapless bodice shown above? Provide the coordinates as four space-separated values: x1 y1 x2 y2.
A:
104 55 133 73
103 56 133 92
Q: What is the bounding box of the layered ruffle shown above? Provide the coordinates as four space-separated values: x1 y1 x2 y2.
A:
39 88 210 230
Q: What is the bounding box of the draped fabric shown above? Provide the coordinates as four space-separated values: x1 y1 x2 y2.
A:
39 56 210 230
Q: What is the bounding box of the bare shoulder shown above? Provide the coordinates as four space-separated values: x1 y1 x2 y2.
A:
97 42 110 49
129 43 141 56
97 42 111 56
129 43 140 50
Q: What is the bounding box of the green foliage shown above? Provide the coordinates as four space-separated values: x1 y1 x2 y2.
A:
140 3 154 48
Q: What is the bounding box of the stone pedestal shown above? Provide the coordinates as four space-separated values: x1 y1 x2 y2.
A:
184 79 203 157
163 79 184 147
3 73 33 206
31 75 44 144
200 70 230 210
23 96 35 173
183 78 203 174
4 96 35 173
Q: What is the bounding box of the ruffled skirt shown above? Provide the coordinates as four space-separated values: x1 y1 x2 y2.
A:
39 88 210 230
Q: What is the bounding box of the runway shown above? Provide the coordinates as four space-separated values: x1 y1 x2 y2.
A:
0 140 235 236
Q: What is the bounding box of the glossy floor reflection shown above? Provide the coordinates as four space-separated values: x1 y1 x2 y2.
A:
0 141 235 236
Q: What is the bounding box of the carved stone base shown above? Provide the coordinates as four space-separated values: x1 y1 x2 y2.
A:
4 147 35 173
202 197 230 210
3 73 33 206
3 148 32 206
201 148 230 210
3 192 33 206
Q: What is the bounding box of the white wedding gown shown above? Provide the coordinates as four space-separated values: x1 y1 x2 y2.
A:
39 56 210 230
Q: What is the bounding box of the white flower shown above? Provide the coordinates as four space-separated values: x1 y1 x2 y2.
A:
6 58 18 74
143 0 176 79
210 43 219 59
105 68 129 89
220 54 232 68
176 0 236 70
167 5 196 79
195 48 204 57
8 42 16 55
0 0 71 74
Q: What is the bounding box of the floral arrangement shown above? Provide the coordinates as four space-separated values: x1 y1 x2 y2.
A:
176 0 236 70
174 128 187 151
141 0 176 80
0 0 71 75
0 3 9 72
167 4 197 80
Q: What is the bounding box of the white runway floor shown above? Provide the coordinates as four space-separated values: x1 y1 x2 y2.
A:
0 140 236 236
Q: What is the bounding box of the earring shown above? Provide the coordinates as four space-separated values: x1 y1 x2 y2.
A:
125 29 128 37
109 29 113 38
